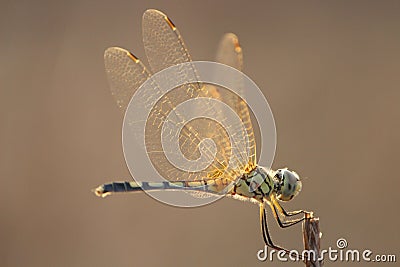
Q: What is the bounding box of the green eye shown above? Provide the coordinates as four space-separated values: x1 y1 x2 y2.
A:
276 169 302 201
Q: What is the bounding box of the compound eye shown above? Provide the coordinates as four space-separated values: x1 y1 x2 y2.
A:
278 169 302 201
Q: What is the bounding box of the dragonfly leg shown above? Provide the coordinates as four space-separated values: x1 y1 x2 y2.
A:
260 202 304 261
259 204 291 253
272 195 307 217
269 202 305 228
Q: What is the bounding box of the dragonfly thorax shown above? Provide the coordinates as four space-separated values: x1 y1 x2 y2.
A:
232 166 275 202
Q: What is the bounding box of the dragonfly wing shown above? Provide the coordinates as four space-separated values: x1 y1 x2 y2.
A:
142 9 198 76
216 33 243 71
141 10 250 186
104 47 151 111
215 33 257 169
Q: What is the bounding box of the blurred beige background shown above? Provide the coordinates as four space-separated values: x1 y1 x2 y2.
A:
1 0 399 266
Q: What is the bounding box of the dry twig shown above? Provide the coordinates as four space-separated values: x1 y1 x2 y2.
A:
303 212 323 267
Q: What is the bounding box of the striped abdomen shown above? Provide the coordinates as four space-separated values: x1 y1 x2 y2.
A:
94 179 233 198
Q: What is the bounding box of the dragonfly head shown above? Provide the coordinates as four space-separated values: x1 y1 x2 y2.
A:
275 168 302 201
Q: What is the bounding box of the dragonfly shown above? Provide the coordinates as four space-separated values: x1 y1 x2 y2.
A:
94 9 308 253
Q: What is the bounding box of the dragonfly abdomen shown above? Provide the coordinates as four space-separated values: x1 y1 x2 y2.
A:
94 179 232 198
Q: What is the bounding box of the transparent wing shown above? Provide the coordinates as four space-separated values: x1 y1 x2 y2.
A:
216 33 243 71
141 10 252 183
104 47 151 111
215 33 257 168
142 9 199 77
142 9 205 100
